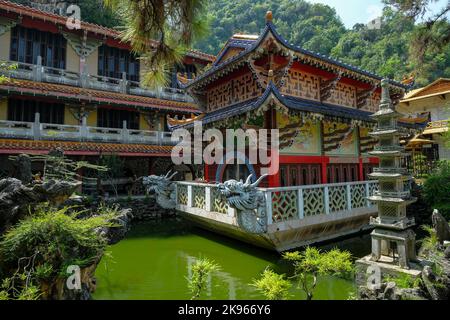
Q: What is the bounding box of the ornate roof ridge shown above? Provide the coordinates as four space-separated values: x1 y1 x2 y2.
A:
183 19 408 90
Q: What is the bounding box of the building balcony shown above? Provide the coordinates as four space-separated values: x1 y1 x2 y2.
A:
423 120 449 135
0 114 175 146
4 58 194 104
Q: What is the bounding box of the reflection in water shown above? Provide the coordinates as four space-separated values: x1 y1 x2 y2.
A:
94 219 366 300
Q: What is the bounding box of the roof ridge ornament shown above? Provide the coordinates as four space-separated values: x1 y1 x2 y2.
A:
265 11 273 23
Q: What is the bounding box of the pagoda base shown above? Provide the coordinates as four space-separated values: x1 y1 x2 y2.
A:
370 228 417 269
355 255 423 288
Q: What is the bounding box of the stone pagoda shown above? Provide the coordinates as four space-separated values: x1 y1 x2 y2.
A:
367 79 417 269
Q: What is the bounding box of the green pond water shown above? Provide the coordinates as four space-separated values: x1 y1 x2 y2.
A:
93 218 371 300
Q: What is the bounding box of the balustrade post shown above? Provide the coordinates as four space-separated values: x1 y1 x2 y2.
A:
187 185 193 207
80 63 88 88
205 187 212 212
33 56 43 82
365 182 371 207
265 191 273 225
120 72 129 94
121 120 129 143
32 112 41 140
346 184 352 210
324 186 330 215
297 189 304 219
80 116 88 140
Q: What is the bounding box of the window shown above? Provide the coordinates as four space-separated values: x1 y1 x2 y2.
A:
8 98 64 124
98 45 140 81
10 26 66 68
97 108 139 129
279 164 321 186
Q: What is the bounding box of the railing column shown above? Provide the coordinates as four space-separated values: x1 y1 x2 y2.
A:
80 63 89 88
121 120 129 143
205 187 212 212
297 189 304 219
365 182 371 207
324 186 330 215
32 56 43 82
187 185 193 207
80 116 88 140
32 112 41 140
346 184 352 210
120 72 129 94
265 191 273 225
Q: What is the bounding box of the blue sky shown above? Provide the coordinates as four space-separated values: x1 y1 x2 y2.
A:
307 0 449 28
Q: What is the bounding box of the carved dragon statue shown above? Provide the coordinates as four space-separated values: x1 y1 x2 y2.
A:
217 174 268 234
143 170 178 209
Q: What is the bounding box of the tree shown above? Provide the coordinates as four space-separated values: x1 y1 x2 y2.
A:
186 257 219 300
104 0 209 88
252 268 292 300
383 0 450 69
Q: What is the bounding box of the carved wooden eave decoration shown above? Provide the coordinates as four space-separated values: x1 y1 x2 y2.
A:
356 84 378 109
320 71 343 102
247 35 293 89
61 30 103 58
68 104 96 121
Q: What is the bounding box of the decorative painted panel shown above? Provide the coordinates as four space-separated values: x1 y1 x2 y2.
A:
277 111 321 155
325 82 356 108
359 126 378 154
365 92 381 113
281 69 320 101
193 186 206 209
207 73 261 111
324 121 358 156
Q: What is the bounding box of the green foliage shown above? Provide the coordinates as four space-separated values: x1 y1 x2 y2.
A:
193 0 449 86
0 61 17 84
0 205 118 299
187 257 219 300
283 247 353 300
252 268 291 300
423 161 450 219
385 273 422 289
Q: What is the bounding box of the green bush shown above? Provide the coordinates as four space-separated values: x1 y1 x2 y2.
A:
0 205 118 299
423 161 450 220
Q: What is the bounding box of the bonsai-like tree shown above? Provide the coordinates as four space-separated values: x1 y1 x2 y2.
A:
187 257 219 300
252 247 353 300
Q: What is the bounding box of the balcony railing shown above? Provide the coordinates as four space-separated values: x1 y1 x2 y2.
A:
0 113 175 146
4 57 194 103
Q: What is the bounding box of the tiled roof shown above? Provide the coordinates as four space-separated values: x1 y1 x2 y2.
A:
184 22 408 90
0 0 214 62
186 83 421 129
0 139 173 156
0 79 199 113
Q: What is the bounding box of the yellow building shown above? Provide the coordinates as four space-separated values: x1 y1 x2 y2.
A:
398 78 450 161
0 0 214 187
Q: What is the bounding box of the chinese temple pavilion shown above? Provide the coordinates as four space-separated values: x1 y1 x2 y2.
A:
181 11 411 187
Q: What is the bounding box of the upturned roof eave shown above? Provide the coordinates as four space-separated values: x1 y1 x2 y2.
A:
182 22 408 91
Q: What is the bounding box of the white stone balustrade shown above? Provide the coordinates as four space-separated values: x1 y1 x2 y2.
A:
5 58 194 103
0 113 175 145
175 180 379 228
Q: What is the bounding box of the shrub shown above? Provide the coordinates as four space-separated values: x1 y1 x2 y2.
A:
252 268 292 300
0 205 118 299
423 161 450 219
187 258 219 300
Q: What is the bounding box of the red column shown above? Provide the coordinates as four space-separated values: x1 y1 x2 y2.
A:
321 157 329 184
359 157 364 181
268 169 280 188
204 164 209 182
